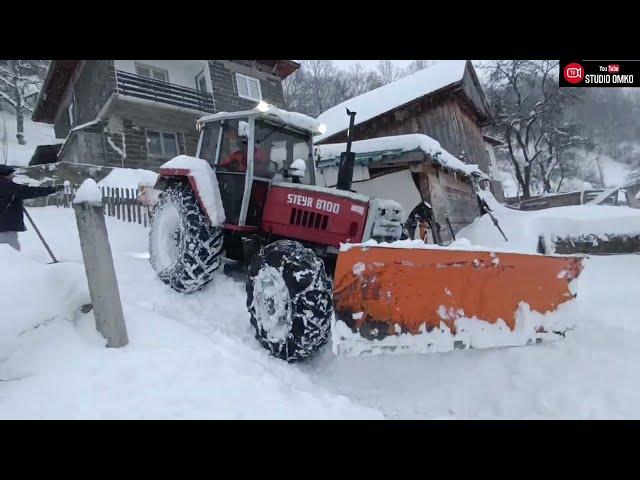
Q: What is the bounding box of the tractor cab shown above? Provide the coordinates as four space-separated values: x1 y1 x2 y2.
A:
195 102 323 229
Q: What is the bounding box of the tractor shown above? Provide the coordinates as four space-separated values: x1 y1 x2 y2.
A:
149 102 584 362
149 102 404 361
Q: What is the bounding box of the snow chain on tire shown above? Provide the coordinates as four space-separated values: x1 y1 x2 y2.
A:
149 181 224 293
247 240 333 362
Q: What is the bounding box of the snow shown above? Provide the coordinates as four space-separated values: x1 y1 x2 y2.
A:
459 191 640 253
317 134 487 178
73 179 102 205
1 111 59 167
160 156 226 226
0 207 379 419
332 300 578 357
199 104 322 135
3 204 640 418
97 167 159 190
599 154 631 187
316 61 468 142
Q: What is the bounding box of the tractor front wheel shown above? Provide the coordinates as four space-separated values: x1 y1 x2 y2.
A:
247 240 333 362
149 181 224 293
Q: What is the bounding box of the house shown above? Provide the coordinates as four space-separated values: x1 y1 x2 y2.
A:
316 61 494 174
31 60 299 171
316 134 490 239
314 61 501 241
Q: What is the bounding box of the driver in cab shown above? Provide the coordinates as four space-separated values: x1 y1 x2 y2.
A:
218 128 274 178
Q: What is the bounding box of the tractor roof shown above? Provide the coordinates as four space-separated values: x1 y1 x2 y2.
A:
198 104 322 136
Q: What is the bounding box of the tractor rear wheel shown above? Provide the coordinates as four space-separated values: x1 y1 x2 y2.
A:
247 240 333 362
149 181 224 293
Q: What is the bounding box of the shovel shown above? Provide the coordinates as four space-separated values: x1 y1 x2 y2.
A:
23 207 58 264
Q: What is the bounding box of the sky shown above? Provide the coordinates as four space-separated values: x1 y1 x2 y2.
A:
331 60 416 71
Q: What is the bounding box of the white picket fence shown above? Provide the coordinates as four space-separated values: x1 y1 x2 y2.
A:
55 185 153 227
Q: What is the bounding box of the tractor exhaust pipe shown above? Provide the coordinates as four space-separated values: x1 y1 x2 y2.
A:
336 108 357 191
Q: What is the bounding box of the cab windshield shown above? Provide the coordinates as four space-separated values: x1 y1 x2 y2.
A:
254 120 311 182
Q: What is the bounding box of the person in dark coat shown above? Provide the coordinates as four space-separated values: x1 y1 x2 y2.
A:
0 165 64 251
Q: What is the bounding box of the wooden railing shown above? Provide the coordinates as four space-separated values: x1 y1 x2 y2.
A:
115 70 216 113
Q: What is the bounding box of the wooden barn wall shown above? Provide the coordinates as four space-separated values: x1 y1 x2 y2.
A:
321 95 491 175
410 163 480 242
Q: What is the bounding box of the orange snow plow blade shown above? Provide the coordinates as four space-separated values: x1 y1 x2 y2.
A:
332 246 584 356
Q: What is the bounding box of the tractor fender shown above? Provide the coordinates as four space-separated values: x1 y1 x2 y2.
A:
157 156 226 227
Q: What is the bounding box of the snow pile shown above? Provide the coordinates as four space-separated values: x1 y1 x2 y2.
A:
316 61 467 141
0 245 88 362
459 192 640 253
73 179 102 205
160 156 226 226
318 134 486 178
97 167 158 190
340 237 501 253
1 111 59 167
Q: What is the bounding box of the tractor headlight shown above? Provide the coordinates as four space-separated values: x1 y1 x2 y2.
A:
257 101 270 112
318 123 327 134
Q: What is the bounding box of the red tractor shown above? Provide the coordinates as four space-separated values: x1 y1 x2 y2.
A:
149 103 404 361
149 102 585 361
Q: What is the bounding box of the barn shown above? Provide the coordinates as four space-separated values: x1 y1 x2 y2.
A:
314 60 501 242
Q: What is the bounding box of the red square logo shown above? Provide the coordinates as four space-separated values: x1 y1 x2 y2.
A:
608 64 620 73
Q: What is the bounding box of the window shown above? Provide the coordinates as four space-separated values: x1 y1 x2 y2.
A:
195 70 208 92
146 130 179 158
135 63 169 82
235 73 262 101
254 120 310 182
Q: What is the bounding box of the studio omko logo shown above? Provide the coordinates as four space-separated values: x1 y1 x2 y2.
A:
564 63 584 84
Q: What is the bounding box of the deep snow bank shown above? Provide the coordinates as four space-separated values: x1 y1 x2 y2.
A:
458 195 640 253
0 246 89 360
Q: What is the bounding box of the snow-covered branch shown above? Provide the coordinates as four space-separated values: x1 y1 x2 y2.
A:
0 91 17 108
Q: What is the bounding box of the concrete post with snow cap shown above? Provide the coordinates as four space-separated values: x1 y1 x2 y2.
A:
73 179 129 348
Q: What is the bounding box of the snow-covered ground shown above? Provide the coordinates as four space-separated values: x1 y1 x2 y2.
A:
2 206 640 419
1 111 58 167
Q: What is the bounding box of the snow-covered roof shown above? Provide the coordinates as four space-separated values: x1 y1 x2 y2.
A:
315 61 469 142
317 134 488 179
199 104 321 135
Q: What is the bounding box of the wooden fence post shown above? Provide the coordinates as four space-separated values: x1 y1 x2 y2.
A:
73 185 129 348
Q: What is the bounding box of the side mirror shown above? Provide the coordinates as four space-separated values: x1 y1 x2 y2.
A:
238 121 250 138
289 158 306 178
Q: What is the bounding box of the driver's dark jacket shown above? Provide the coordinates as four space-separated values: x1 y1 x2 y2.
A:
0 177 57 232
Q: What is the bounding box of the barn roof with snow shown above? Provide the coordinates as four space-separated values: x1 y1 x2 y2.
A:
316 134 488 179
315 60 492 143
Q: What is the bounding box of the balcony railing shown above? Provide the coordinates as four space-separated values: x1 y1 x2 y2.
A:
115 70 215 113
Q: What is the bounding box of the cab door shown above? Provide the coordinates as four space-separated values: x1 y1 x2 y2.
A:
198 118 248 225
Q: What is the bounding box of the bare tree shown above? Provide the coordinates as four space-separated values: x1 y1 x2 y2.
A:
376 60 403 84
346 63 383 96
0 60 47 145
484 60 588 198
403 60 435 75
